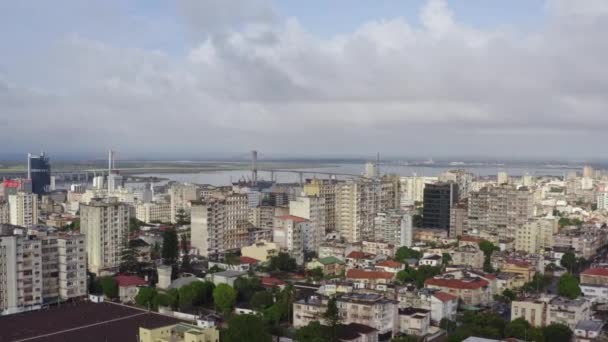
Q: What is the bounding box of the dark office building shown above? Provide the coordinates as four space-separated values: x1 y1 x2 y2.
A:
422 182 458 231
28 152 51 197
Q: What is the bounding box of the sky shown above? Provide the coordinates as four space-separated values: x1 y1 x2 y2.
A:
1 0 608 160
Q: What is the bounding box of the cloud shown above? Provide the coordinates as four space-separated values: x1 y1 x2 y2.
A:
1 0 608 159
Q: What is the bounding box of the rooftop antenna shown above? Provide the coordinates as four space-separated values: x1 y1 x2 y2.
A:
251 150 258 186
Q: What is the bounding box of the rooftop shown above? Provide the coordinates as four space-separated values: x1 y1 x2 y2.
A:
346 269 394 280
318 256 344 265
575 320 604 332
581 268 608 277
0 301 184 342
425 277 489 290
276 215 308 223
114 275 148 287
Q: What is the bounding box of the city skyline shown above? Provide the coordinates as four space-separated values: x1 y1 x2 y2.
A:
2 1 608 158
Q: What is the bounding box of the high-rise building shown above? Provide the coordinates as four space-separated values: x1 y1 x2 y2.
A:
169 184 199 224
135 201 171 224
190 194 249 258
583 165 594 178
364 162 379 178
449 200 468 238
422 183 458 230
597 192 608 210
80 198 130 275
27 152 51 197
468 185 534 240
0 225 86 316
399 176 438 205
8 191 38 227
304 179 337 233
374 209 413 247
335 180 379 243
439 169 474 200
273 215 308 265
514 218 558 254
248 206 289 229
497 172 509 185
289 196 326 253
0 201 9 224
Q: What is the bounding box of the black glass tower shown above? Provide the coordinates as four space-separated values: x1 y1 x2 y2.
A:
28 152 51 197
422 182 458 230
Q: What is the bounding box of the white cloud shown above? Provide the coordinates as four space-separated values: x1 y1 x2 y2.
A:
1 0 608 158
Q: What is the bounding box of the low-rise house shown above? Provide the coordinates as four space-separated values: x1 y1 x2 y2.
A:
501 259 536 282
306 256 346 276
205 270 247 286
241 240 279 262
261 277 286 290
293 295 327 328
337 323 379 342
346 251 379 269
511 296 551 327
397 287 458 323
398 308 431 337
580 268 608 286
574 320 604 342
375 260 405 273
114 275 147 303
208 256 258 272
425 271 493 306
496 272 527 293
359 240 395 257
346 269 395 289
511 295 591 329
139 322 219 342
419 254 442 267
450 245 484 269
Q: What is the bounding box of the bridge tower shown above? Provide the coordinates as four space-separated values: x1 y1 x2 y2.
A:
251 150 258 185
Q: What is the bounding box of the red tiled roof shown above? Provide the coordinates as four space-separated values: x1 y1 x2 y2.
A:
425 277 489 290
346 269 395 280
346 251 367 259
261 277 286 287
239 256 259 264
114 275 147 287
483 273 497 280
505 259 532 268
433 291 458 302
277 215 308 223
376 260 403 268
581 268 608 277
460 236 482 243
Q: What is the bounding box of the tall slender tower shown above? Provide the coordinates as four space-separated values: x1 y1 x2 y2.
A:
251 150 258 185
107 150 114 192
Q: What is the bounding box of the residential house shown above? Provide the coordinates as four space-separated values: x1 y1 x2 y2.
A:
114 275 147 303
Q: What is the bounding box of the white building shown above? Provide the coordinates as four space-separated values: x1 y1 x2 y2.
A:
136 201 171 224
273 215 308 265
374 210 413 247
9 191 38 227
597 192 608 210
497 171 509 185
80 198 130 275
289 195 326 253
169 184 199 224
399 176 437 205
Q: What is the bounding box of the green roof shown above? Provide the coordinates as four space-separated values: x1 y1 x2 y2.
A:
318 256 344 265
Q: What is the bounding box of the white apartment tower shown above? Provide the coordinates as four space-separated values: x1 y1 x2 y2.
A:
80 198 129 275
289 196 326 253
8 191 38 227
169 184 199 224
374 210 413 247
335 180 379 243
190 194 249 257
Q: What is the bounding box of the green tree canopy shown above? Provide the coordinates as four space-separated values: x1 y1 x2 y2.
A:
223 314 272 342
190 281 215 306
543 323 572 342
558 273 581 299
505 318 531 340
161 228 179 266
99 276 118 298
269 252 297 272
323 297 342 342
294 321 330 342
395 247 422 262
396 265 442 288
180 234 192 273
234 277 263 303
213 284 237 315
560 250 577 273
250 291 275 310
178 284 196 310
135 287 158 308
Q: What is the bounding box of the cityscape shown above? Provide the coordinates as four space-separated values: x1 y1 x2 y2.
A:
2 1 608 342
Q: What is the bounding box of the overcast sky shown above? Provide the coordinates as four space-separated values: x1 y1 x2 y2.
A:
1 0 607 160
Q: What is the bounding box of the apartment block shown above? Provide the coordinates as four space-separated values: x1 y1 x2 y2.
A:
9 191 38 227
80 198 130 275
289 195 326 252
135 201 171 224
304 179 337 233
169 183 198 224
248 205 289 229
514 218 558 254
273 215 309 264
335 180 379 243
374 210 413 247
190 194 249 258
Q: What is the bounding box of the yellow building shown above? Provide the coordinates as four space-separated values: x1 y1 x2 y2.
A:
139 323 219 342
501 260 536 282
241 240 279 262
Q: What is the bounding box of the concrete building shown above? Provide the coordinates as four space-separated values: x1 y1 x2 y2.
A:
440 169 474 200
248 205 289 229
422 183 458 231
425 271 494 306
135 201 171 224
511 296 591 329
0 201 9 224
80 198 130 275
597 192 608 211
398 308 431 337
514 218 558 254
9 191 38 227
303 179 337 233
574 320 604 342
399 176 438 205
190 194 249 258
241 240 279 262
497 171 509 185
335 180 379 243
511 296 550 327
450 245 484 269
169 184 198 224
374 210 413 247
273 215 308 264
449 201 468 238
0 225 86 316
139 323 219 342
289 195 326 253
468 185 534 240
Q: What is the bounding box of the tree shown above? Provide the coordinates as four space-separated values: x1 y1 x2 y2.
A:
502 288 516 302
412 214 423 228
479 240 498 273
442 253 452 266
166 288 180 310
135 287 157 308
543 323 572 342
119 233 139 274
161 228 179 266
295 321 330 342
179 284 197 310
396 265 442 288
153 293 172 309
224 314 272 342
323 297 342 342
560 251 577 273
213 284 237 314
191 281 215 306
522 273 552 293
395 247 422 262
269 252 297 272
99 276 118 299
180 234 192 273
310 267 324 281
234 277 262 303
224 252 240 266
505 318 530 340
250 291 275 310
558 273 581 299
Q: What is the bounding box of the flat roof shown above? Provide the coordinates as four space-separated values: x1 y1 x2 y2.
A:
0 301 185 342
